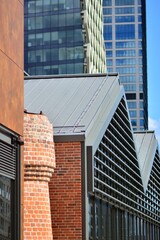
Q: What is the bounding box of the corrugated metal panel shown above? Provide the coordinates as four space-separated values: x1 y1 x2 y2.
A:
24 74 119 137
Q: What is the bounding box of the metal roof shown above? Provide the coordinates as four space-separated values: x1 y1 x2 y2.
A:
134 131 159 192
24 73 124 149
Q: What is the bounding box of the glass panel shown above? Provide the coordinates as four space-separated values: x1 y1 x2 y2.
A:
103 8 112 15
115 0 134 5
104 26 112 40
0 175 11 239
36 16 43 29
28 17 35 30
43 0 50 11
116 41 135 48
36 0 42 13
103 0 112 6
115 7 135 14
116 16 135 23
116 24 135 40
28 1 36 14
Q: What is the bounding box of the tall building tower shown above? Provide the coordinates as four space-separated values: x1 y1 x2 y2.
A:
24 0 106 75
103 0 148 130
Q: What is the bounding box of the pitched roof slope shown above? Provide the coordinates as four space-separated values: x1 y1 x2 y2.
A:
134 131 158 192
25 74 125 149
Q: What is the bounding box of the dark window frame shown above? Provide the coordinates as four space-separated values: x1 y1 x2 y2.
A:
0 125 21 240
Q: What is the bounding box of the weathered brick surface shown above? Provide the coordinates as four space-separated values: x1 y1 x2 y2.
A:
24 113 55 240
49 142 82 240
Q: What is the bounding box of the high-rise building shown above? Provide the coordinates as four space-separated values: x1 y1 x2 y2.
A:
24 0 106 75
103 0 148 130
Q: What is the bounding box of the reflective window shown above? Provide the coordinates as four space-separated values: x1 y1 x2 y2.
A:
131 119 137 126
127 101 137 108
28 51 36 63
138 41 142 48
28 17 35 30
116 24 135 39
51 49 59 61
129 110 137 117
115 0 134 5
105 42 112 49
103 0 112 6
116 67 136 74
43 0 51 11
139 84 143 91
140 119 144 126
28 1 36 14
140 110 144 117
138 7 142 14
106 51 112 57
36 16 43 29
103 8 112 15
139 50 142 56
104 26 112 40
0 176 11 239
139 67 143 74
124 84 136 92
36 0 43 13
138 24 142 39
139 58 142 65
116 50 136 57
43 15 50 28
115 7 135 14
28 34 36 47
107 59 113 66
115 16 135 23
116 41 135 48
139 101 143 108
104 16 112 23
116 58 136 65
138 15 142 22
108 67 113 72
120 75 136 83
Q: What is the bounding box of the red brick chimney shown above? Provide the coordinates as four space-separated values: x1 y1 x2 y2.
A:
23 113 55 240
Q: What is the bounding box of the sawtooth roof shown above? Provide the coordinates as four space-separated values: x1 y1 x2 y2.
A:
134 131 159 192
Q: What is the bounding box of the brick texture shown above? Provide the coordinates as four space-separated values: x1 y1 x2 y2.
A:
24 113 55 240
49 142 82 240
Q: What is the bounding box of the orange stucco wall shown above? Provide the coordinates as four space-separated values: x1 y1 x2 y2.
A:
0 0 24 135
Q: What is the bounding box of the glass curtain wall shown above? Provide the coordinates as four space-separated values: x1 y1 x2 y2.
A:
24 0 84 75
103 0 148 130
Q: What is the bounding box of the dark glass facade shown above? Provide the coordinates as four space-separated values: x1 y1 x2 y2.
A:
24 0 84 75
0 176 11 239
103 0 148 130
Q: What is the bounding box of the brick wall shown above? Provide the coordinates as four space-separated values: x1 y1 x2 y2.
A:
49 142 82 240
24 113 55 240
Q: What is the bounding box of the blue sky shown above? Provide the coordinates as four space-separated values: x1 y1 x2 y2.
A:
146 0 160 144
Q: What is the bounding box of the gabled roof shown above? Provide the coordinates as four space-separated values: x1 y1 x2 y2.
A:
134 131 159 192
24 73 124 150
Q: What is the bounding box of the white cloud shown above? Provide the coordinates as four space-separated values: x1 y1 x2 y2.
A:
148 117 160 146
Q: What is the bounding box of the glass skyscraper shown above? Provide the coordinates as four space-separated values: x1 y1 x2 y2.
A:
24 0 106 75
103 0 148 130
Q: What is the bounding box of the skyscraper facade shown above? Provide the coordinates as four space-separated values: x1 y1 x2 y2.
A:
103 0 148 130
24 0 106 75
